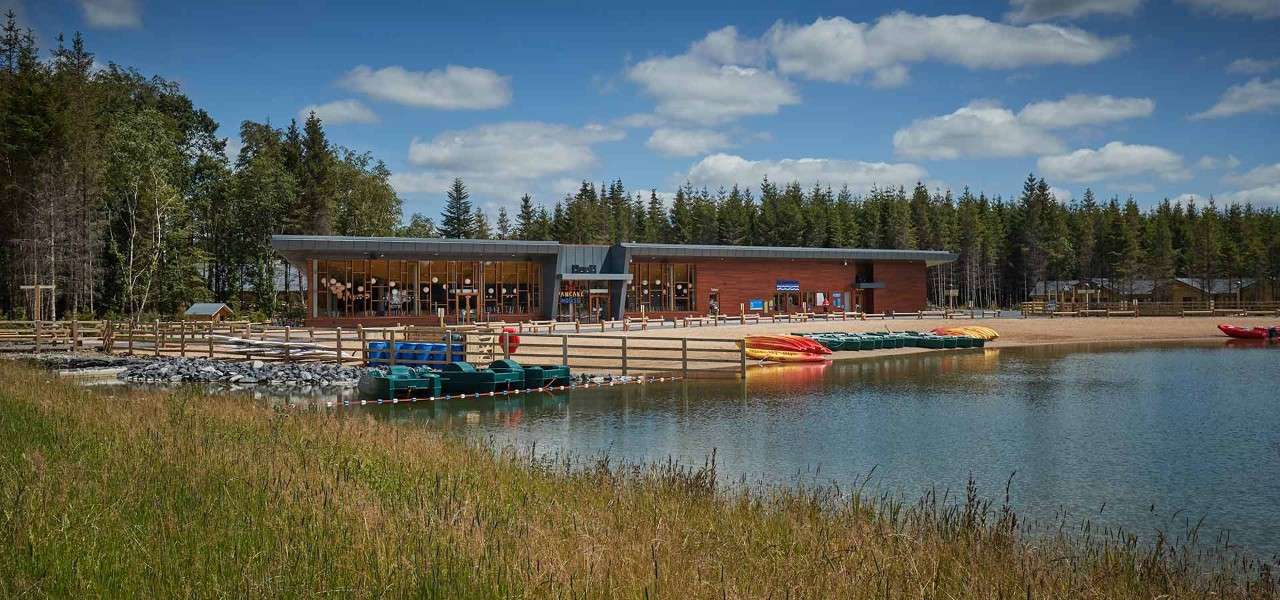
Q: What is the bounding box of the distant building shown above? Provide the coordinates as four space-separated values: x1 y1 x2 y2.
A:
183 302 234 322
270 235 957 326
1031 277 1266 303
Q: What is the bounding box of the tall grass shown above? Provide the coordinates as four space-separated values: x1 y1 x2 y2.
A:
1 363 1274 598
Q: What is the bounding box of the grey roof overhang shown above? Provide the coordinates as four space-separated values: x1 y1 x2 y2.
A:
271 235 561 265
621 243 958 267
558 273 633 281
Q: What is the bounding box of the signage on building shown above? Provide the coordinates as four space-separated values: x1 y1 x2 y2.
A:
569 264 598 274
775 279 800 292
748 298 765 311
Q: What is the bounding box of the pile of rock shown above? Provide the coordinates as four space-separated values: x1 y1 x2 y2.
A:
119 357 364 388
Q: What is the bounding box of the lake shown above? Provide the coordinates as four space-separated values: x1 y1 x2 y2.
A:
332 340 1280 557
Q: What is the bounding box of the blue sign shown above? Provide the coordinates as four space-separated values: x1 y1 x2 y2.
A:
748 299 765 311
775 279 800 292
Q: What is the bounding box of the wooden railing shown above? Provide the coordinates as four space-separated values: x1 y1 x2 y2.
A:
1020 301 1280 317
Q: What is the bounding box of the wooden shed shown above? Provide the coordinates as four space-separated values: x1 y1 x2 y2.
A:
183 302 234 322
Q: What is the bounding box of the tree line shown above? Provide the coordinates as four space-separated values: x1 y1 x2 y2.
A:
1 14 403 321
438 174 1280 308
3 13 1277 319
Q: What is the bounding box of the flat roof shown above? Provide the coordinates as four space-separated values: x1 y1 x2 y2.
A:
271 235 957 267
622 243 956 266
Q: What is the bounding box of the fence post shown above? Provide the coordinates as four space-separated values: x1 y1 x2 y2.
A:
179 322 187 357
102 320 112 354
681 337 688 376
738 339 747 377
207 325 215 358
575 320 581 333
561 335 569 366
620 337 628 375
740 304 746 325
502 330 510 360
387 328 395 366
153 319 161 357
284 326 292 363
71 320 80 350
127 320 135 355
33 320 41 354
357 325 367 366
335 327 344 364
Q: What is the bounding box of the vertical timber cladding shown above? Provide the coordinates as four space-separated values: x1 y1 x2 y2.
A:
625 258 931 316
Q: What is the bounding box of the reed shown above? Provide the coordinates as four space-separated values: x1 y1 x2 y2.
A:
0 364 1273 598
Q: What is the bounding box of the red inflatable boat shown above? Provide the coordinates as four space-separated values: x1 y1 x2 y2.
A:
1217 324 1277 340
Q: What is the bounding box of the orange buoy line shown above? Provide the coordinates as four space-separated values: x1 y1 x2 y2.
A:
323 375 683 408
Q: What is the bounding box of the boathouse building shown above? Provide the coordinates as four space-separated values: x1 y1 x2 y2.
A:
271 235 957 326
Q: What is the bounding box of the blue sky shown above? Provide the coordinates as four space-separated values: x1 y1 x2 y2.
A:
13 0 1280 217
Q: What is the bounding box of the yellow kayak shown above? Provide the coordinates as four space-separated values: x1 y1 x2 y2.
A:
932 326 999 340
745 348 828 363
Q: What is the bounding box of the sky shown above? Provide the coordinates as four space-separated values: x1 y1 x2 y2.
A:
11 0 1280 217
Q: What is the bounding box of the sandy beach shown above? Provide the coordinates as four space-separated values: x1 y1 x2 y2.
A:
573 315 1280 366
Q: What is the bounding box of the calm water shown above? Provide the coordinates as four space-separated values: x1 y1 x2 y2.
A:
292 341 1280 556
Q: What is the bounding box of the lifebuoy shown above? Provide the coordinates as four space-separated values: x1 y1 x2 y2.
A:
500 326 521 354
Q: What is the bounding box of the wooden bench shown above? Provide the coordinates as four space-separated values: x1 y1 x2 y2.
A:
522 320 556 334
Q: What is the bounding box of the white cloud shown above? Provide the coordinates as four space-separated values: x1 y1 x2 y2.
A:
1048 186 1074 202
646 128 733 157
340 65 511 110
394 122 624 200
690 26 766 66
223 137 243 161
1005 0 1143 23
1037 141 1189 183
1178 0 1280 19
892 94 1151 160
683 153 927 193
1192 78 1280 119
1221 184 1280 206
80 0 140 28
1224 162 1280 188
893 101 1063 159
627 35 798 124
1196 154 1241 170
298 99 378 125
1017 94 1154 128
765 13 1127 85
615 113 666 128
1227 57 1280 74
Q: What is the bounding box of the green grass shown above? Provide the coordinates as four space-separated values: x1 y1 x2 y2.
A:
1 363 1275 598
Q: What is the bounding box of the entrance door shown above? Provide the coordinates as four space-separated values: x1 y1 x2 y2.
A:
587 292 610 323
773 291 801 314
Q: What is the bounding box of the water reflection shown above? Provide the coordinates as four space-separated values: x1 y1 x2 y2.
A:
356 341 1280 556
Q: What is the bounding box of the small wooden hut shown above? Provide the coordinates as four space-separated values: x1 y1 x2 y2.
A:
183 302 234 322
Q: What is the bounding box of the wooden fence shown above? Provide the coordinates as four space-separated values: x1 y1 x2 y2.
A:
2 319 751 377
1020 301 1280 318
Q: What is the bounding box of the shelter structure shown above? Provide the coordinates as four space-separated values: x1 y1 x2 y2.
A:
270 235 957 326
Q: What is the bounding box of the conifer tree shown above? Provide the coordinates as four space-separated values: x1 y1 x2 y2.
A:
515 193 536 240
439 177 474 238
472 207 491 239
297 112 334 235
496 206 511 240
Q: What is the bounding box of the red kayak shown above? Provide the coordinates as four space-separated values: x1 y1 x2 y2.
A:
1217 324 1277 340
744 335 832 355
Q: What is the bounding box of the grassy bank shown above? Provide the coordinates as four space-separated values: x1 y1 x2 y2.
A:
1 365 1274 598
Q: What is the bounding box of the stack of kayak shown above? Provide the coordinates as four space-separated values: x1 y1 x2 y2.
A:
930 325 999 341
800 330 988 352
743 335 831 362
357 358 573 399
